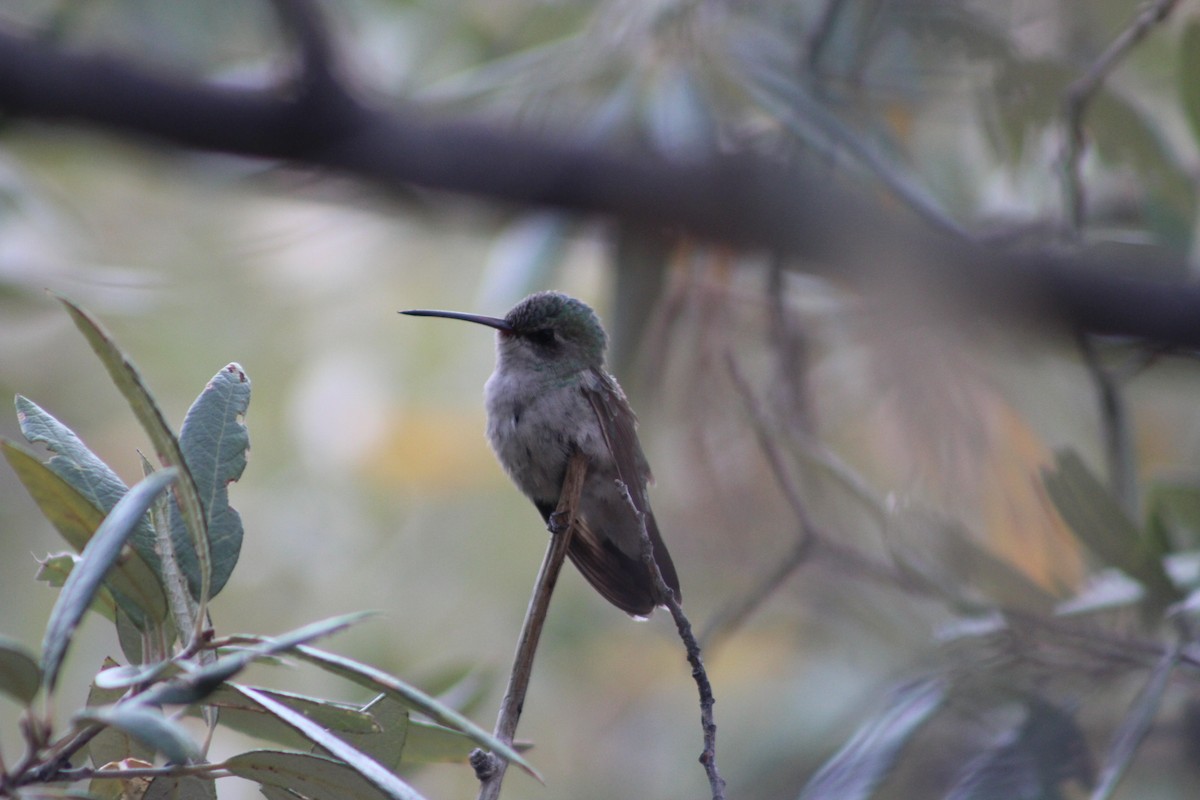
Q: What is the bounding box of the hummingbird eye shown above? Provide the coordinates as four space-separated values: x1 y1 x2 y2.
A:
526 328 557 348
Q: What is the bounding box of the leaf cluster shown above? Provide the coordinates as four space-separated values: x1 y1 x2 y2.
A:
0 297 536 799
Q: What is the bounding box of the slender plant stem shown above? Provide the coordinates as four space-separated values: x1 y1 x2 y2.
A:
614 481 726 800
48 763 227 783
474 451 587 800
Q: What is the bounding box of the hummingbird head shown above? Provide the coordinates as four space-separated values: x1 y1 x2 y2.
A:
402 291 608 376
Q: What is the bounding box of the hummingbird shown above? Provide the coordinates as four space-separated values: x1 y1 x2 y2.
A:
402 291 681 617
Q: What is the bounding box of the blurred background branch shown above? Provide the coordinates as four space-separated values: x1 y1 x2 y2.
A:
3 2 1200 349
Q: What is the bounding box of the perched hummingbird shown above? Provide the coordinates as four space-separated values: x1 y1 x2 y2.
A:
402 291 681 617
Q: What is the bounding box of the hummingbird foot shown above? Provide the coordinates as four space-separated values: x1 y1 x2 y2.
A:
547 509 572 535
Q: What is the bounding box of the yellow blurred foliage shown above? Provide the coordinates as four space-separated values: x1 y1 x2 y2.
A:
364 407 502 491
861 322 1085 597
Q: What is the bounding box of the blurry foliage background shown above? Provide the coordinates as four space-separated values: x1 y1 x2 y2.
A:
3 0 1200 798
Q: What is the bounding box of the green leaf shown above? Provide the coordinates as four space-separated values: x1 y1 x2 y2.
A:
193 684 378 749
0 636 41 704
95 658 181 691
226 750 402 800
35 552 77 588
169 364 251 599
139 612 372 708
3 439 168 630
35 552 121 623
41 468 178 692
144 775 217 800
234 687 426 800
115 605 146 666
14 395 164 581
1042 450 1180 613
292 644 540 781
338 694 410 770
798 678 945 800
1145 479 1200 551
76 705 200 764
56 294 212 618
87 657 156 767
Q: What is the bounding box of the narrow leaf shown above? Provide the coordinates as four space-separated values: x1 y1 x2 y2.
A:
231 689 428 800
95 659 180 690
41 468 178 691
115 605 147 666
140 612 371 708
193 684 378 749
226 750 398 800
76 705 200 764
169 363 251 599
1043 450 1179 612
4 439 167 628
292 644 539 780
0 636 41 704
797 678 944 800
56 294 212 619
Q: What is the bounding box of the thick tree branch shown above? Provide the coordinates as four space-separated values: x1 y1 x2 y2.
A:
3 9 1200 348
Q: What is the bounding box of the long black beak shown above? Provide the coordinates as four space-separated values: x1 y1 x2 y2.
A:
400 309 513 332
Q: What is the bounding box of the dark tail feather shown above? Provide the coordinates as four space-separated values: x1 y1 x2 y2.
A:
566 513 681 617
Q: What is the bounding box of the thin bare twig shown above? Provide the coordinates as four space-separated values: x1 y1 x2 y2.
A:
1060 0 1182 233
700 354 823 647
473 450 587 800
614 481 726 800
711 353 961 641
49 763 227 783
700 538 809 650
